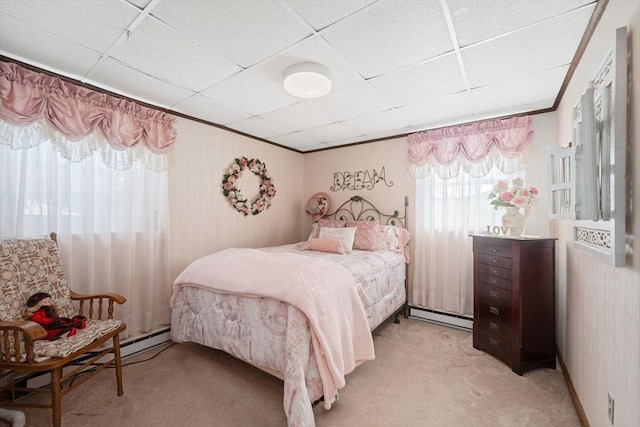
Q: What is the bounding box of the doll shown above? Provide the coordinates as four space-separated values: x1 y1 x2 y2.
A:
24 292 87 340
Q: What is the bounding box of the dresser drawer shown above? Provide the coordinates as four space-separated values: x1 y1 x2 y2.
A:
478 263 511 278
479 272 512 290
477 253 513 269
479 296 512 319
475 328 512 365
477 283 512 305
478 304 512 339
476 243 512 258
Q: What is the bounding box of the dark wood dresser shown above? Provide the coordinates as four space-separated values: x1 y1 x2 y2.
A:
471 234 557 375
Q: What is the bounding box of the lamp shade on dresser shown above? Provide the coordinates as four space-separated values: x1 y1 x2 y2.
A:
471 235 557 375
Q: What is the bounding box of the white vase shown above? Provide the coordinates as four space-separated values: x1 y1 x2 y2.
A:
501 207 525 236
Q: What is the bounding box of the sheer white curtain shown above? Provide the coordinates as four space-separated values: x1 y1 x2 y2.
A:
408 117 533 317
412 170 520 316
0 122 171 338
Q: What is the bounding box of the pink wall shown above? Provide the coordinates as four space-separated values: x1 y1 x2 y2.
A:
167 118 304 281
554 1 640 425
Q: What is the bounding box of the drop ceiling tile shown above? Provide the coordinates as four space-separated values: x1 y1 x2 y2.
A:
173 95 252 125
284 0 377 31
125 0 152 10
0 14 102 79
248 34 364 92
85 57 194 109
297 122 363 144
258 102 335 132
462 5 594 88
305 82 393 122
201 71 298 116
151 0 313 68
227 117 293 139
449 0 595 47
394 91 479 130
320 0 453 78
0 0 137 52
110 18 241 92
469 66 569 114
341 109 411 136
369 53 467 107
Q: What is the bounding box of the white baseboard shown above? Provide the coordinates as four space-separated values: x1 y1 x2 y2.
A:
119 327 172 358
409 306 473 331
14 327 171 392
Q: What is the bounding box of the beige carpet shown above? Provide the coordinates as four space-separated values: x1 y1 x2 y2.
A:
3 319 579 426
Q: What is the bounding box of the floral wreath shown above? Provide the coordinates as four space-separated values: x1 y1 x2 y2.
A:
222 157 276 216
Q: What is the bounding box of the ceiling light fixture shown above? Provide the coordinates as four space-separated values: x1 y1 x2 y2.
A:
283 62 332 99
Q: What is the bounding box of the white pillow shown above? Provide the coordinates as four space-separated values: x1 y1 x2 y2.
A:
376 225 400 251
319 227 357 253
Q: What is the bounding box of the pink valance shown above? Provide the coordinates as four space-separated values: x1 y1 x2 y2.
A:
0 61 176 154
407 116 534 179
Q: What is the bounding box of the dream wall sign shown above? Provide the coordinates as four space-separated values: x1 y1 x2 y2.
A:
330 167 394 191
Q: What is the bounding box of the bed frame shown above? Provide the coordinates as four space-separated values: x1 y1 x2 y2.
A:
322 195 410 324
323 195 409 228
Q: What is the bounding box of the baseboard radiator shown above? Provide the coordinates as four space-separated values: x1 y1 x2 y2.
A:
11 327 172 393
409 306 473 331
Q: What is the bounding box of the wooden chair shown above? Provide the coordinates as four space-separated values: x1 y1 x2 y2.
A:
0 233 127 427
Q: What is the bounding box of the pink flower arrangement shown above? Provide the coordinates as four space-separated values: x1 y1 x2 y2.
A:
488 177 538 210
222 156 276 216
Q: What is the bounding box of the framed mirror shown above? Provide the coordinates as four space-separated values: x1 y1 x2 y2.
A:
571 26 628 267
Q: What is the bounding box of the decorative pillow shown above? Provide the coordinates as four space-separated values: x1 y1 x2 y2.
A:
308 238 347 254
318 227 357 253
307 223 319 241
309 219 346 239
346 220 379 251
376 225 400 251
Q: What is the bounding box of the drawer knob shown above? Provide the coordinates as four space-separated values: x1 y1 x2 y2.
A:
489 277 499 285
489 321 499 331
490 257 499 264
489 289 499 299
489 267 499 276
490 247 499 254
490 306 499 315
489 338 499 347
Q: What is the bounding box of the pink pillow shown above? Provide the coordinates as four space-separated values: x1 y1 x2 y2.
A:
346 220 379 251
309 238 346 254
310 219 346 239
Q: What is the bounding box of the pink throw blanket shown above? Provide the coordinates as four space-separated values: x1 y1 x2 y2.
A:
171 248 375 409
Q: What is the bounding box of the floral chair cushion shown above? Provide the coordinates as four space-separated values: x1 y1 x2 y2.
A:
0 237 76 321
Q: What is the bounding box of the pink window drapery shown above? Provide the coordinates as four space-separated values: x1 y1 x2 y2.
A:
0 60 176 167
407 116 534 179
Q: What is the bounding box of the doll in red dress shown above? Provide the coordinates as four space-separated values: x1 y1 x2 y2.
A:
24 292 87 340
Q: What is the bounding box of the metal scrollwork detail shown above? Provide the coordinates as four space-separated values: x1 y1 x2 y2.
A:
330 167 394 191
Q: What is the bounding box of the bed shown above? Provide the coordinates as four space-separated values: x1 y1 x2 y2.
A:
170 196 410 427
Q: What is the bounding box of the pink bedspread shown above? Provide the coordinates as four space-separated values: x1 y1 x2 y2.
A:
171 248 375 415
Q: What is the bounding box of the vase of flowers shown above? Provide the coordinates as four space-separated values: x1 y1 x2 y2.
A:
488 177 538 236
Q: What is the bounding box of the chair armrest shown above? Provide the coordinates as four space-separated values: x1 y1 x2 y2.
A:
0 320 47 364
69 290 126 305
0 320 47 341
69 290 127 320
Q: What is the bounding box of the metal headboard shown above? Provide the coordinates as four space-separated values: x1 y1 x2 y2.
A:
323 195 409 228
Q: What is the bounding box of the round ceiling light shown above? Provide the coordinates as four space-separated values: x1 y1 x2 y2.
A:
283 62 332 99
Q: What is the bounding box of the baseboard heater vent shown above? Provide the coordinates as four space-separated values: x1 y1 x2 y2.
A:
13 327 172 394
409 306 473 331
